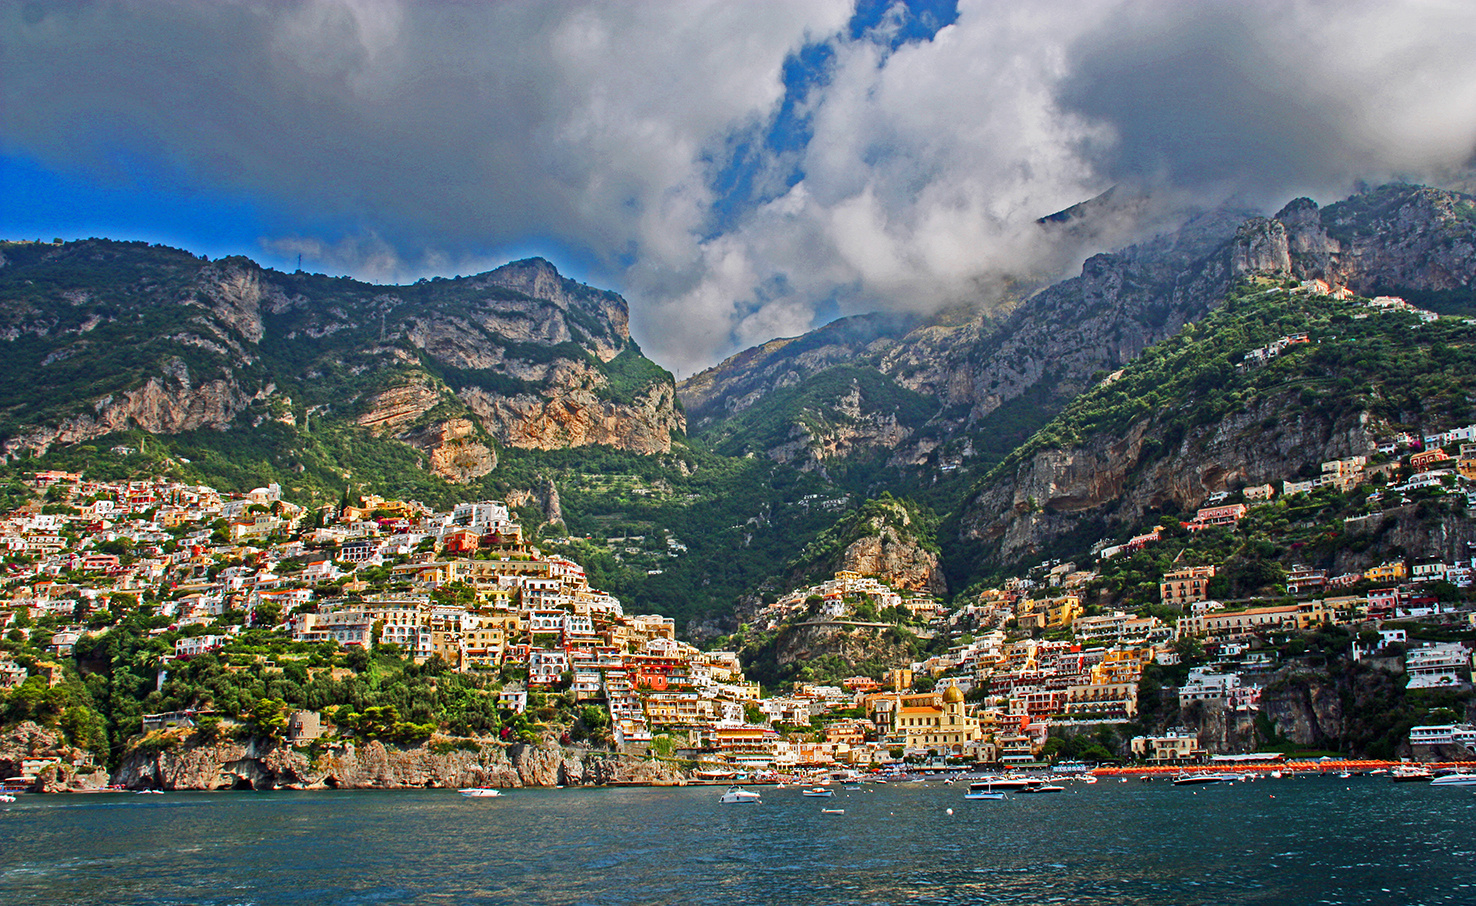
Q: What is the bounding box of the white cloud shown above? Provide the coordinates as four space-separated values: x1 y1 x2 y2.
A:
6 0 1476 377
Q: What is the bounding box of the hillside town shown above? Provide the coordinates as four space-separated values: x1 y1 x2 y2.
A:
4 431 1474 786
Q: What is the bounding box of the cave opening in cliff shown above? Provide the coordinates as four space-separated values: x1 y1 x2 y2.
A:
231 777 254 790
323 776 340 789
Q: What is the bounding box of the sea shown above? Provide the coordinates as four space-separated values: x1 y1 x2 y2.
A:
1 775 1472 906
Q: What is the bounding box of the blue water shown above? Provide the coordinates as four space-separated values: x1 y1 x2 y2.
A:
2 775 1473 905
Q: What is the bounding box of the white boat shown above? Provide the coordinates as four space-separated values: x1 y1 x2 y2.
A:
135 789 163 795
801 787 834 798
720 786 762 804
965 781 1011 799
458 788 503 798
1430 773 1476 786
820 808 845 814
1019 783 1066 794
1172 772 1238 786
0 793 15 803
1391 765 1433 783
1080 776 1098 784
964 789 1005 800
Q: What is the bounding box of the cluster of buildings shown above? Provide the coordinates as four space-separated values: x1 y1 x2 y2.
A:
749 570 942 631
5 414 1475 770
0 475 769 753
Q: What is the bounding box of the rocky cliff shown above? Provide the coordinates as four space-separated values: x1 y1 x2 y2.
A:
961 389 1377 564
110 733 686 791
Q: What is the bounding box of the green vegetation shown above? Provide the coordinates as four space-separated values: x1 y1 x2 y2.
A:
697 365 939 459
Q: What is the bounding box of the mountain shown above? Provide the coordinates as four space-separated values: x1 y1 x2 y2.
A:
0 241 682 479
958 185 1476 570
679 185 1476 488
6 183 1476 636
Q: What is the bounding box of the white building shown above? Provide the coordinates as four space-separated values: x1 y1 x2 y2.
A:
1405 643 1470 689
1178 667 1241 706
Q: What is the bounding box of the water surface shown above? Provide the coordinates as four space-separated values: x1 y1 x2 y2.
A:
2 774 1472 905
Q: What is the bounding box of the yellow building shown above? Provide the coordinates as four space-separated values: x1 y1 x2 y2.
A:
1364 561 1407 583
887 687 980 755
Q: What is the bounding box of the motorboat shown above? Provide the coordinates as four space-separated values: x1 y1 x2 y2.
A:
0 793 15 803
458 788 503 798
820 808 845 814
967 776 1036 792
1391 765 1434 783
1172 772 1238 786
801 787 835 798
1430 772 1476 786
720 786 762 804
135 789 163 795
965 780 1014 799
1019 783 1066 794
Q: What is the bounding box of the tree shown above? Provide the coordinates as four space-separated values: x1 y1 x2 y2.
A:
244 698 290 740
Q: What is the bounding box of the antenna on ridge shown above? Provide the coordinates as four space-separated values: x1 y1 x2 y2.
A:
297 253 302 272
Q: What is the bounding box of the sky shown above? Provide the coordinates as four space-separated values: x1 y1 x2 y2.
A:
5 0 1476 377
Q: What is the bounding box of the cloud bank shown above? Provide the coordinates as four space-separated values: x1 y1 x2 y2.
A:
5 0 1476 375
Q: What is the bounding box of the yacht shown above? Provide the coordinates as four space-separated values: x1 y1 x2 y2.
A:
801 787 835 798
1390 765 1434 782
1172 772 1238 785
720 786 762 804
458 788 503 798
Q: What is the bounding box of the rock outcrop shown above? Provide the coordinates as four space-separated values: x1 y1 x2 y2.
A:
111 735 687 791
838 525 945 597
772 622 919 671
0 721 108 793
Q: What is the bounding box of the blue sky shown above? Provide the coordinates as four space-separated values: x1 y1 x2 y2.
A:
5 1 1476 375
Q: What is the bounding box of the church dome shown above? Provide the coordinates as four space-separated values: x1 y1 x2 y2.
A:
941 684 964 704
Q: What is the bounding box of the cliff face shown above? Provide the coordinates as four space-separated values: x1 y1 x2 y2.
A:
111 735 685 791
0 243 683 469
838 525 946 596
961 391 1376 563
